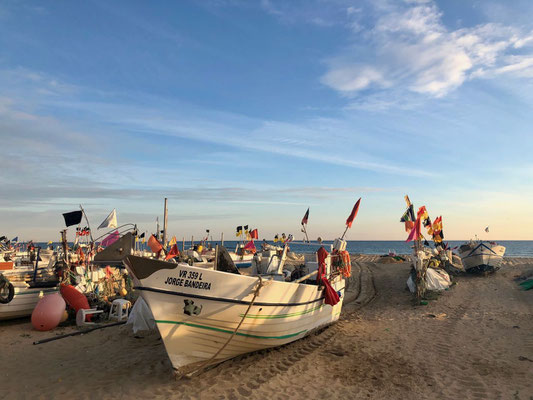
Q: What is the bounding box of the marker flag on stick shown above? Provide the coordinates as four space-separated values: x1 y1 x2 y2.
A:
62 210 83 227
406 218 421 242
301 208 310 225
148 234 163 257
98 209 117 229
346 198 362 228
165 244 180 261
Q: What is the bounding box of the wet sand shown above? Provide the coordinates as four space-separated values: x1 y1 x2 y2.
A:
1 256 532 399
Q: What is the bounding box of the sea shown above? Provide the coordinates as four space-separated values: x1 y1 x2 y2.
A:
33 240 533 257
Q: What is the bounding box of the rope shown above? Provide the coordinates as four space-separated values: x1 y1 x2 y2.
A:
183 275 264 378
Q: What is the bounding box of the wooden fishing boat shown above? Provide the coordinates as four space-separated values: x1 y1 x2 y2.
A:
0 275 59 320
124 245 346 374
458 240 506 273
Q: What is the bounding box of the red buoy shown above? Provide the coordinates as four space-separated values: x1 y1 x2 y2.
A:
60 284 91 321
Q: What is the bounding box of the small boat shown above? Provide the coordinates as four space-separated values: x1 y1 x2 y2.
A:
0 277 59 320
124 243 346 375
457 240 506 273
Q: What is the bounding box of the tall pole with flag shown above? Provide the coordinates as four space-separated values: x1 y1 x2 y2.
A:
301 208 310 243
79 204 94 243
341 198 361 240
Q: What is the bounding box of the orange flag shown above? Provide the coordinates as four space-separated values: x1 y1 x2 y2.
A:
346 198 361 228
148 234 163 255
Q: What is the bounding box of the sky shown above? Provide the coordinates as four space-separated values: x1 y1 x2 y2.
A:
1 0 533 242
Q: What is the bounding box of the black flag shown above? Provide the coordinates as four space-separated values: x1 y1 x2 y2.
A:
62 210 83 227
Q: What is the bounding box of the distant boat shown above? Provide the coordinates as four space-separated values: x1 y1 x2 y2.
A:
0 248 59 320
457 240 506 273
123 244 345 375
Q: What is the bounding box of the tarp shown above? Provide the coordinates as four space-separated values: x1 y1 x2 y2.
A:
407 267 451 293
126 297 156 334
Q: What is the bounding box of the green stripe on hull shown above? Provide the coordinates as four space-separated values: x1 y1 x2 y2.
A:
239 304 324 319
155 320 307 340
15 289 59 296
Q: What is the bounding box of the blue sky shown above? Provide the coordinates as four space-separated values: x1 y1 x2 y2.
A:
1 0 532 241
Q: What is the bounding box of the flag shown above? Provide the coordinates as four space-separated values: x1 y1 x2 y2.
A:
62 210 83 227
417 206 428 219
274 234 279 242
101 230 120 247
148 234 163 255
98 209 117 229
47 240 52 245
281 233 287 243
243 240 256 252
485 226 489 233
169 236 177 247
236 226 243 237
250 228 258 240
11 236 18 243
301 208 310 225
406 217 421 242
400 208 411 223
346 198 362 228
165 244 180 260
244 225 249 235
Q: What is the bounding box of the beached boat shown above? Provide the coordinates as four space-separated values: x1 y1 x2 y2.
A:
0 278 59 320
457 240 506 273
123 245 345 374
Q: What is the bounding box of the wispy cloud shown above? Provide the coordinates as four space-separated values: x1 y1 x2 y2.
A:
320 1 533 99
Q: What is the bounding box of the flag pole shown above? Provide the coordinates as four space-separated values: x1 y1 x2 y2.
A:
79 204 94 243
302 224 310 243
163 198 168 249
340 225 349 240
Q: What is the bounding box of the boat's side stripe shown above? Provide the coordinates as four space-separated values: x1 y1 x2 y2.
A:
155 319 307 339
137 286 344 307
240 304 324 319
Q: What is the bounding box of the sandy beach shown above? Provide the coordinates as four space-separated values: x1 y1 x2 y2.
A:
1 255 532 400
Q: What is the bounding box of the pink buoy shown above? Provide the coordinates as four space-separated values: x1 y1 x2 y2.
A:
31 293 66 331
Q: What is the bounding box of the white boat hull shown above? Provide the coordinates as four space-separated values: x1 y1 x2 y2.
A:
0 283 59 320
458 242 506 271
124 255 344 372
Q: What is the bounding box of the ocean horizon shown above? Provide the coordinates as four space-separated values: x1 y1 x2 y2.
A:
31 239 533 258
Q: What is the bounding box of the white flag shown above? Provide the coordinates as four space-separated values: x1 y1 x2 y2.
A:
98 209 117 229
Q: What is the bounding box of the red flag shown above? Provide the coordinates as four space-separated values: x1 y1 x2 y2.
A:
148 234 163 255
165 244 180 261
243 240 256 253
301 208 309 225
346 198 361 228
250 229 258 240
406 217 421 242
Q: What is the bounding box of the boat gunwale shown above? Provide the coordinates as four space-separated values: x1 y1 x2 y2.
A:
135 285 345 307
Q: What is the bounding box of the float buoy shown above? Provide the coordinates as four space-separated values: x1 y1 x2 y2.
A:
31 293 66 331
60 284 91 321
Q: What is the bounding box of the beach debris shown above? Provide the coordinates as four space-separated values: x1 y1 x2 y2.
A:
426 313 447 320
126 297 155 334
32 321 126 345
518 279 533 291
31 293 66 331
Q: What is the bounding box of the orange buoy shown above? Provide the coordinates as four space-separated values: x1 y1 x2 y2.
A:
31 293 66 331
60 284 91 321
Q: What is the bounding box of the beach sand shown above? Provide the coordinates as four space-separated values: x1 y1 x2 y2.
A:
1 256 532 399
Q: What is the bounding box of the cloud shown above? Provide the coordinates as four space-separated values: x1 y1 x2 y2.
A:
320 1 533 99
